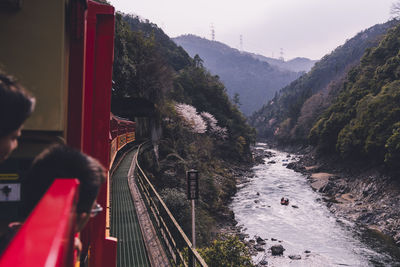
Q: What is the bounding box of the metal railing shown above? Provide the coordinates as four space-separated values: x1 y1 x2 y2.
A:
134 143 208 267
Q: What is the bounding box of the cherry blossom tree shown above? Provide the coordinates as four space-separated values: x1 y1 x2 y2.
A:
201 112 228 139
174 103 206 134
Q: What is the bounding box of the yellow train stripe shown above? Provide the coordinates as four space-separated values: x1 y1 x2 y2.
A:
0 174 19 180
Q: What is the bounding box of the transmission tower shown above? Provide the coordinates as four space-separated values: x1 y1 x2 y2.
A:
240 34 243 51
210 23 215 41
279 48 284 62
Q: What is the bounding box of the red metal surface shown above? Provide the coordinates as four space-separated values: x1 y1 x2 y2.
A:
118 123 127 135
113 115 136 135
103 237 118 267
110 114 135 140
67 0 88 150
81 1 116 267
82 6 95 155
110 114 136 164
83 0 114 167
0 179 79 267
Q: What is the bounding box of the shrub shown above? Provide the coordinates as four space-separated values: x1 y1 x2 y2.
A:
197 235 253 267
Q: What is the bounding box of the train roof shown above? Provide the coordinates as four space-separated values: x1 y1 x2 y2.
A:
110 113 134 124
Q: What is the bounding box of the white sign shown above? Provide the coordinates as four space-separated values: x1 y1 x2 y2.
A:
0 183 21 202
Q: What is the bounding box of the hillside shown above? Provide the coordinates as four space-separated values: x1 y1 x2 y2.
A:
111 13 255 246
309 22 400 170
250 20 398 145
173 35 303 115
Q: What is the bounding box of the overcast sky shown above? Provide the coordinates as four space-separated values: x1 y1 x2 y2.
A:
109 0 395 60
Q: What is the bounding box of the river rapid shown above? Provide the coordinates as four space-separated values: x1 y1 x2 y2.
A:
231 143 400 266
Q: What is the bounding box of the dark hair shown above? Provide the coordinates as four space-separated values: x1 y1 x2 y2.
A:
24 145 106 215
0 71 35 138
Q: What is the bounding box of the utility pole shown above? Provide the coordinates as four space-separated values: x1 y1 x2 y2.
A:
187 170 199 267
210 23 215 41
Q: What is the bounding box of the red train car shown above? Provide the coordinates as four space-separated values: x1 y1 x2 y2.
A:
109 113 136 167
109 114 119 167
0 1 121 266
126 121 136 144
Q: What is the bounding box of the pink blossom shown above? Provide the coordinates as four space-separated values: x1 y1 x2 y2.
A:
200 112 228 139
175 103 207 134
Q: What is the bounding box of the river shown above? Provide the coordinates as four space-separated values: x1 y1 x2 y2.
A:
230 143 400 266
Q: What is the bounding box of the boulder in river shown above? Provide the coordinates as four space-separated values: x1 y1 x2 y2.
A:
256 236 266 245
254 244 265 251
259 259 268 265
256 236 265 243
270 244 285 255
288 254 301 260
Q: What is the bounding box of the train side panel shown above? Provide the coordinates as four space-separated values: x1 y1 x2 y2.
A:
109 114 136 167
80 2 117 267
0 1 117 266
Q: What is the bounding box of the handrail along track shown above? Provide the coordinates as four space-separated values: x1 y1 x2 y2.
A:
134 142 208 267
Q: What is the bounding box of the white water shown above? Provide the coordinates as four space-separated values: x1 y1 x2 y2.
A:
231 143 399 266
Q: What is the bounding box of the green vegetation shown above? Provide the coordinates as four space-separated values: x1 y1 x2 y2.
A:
170 65 255 160
310 24 400 170
250 19 400 173
112 12 255 247
197 235 253 267
112 13 174 106
250 20 398 144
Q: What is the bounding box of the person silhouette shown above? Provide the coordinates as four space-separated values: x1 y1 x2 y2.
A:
0 70 35 162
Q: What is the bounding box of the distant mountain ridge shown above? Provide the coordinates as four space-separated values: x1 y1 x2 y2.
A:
249 54 317 73
173 35 308 115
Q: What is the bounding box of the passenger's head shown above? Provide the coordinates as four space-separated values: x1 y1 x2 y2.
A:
25 145 106 232
0 71 35 162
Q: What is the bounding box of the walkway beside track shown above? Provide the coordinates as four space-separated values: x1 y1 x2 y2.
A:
110 148 150 267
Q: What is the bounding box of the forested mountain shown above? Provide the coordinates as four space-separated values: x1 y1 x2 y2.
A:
250 54 317 73
250 20 398 149
111 13 255 247
173 35 303 115
310 22 400 170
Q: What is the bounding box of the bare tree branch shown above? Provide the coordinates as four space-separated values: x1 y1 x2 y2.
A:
390 1 400 19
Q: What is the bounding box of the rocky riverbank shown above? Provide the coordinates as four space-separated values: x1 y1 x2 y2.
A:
221 144 400 265
286 148 400 247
